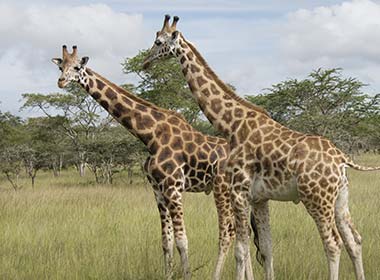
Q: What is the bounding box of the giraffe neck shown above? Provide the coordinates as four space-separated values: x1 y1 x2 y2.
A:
175 35 270 137
78 67 168 154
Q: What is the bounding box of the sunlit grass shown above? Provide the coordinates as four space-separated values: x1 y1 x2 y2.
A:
0 154 379 279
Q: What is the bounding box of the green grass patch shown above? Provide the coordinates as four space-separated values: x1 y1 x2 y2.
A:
0 154 379 279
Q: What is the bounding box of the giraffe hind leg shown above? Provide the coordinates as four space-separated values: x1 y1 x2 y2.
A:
244 250 254 280
300 183 343 280
252 200 274 280
335 185 365 280
250 212 264 267
212 176 235 280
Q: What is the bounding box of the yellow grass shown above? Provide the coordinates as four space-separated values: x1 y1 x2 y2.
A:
0 154 379 279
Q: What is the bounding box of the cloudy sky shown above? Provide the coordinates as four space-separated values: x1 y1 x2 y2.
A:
1 0 380 116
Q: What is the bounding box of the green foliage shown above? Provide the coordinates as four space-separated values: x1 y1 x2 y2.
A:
246 68 380 153
22 85 112 178
22 83 104 136
21 83 148 184
6 63 379 190
0 111 24 147
191 120 219 137
0 111 26 190
122 50 201 124
361 114 380 151
21 117 71 186
85 125 146 184
0 146 23 190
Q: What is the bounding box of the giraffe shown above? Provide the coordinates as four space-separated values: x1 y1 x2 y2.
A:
51 45 236 280
143 15 380 280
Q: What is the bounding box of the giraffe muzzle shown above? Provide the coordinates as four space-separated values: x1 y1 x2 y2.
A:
58 78 66 88
142 57 152 70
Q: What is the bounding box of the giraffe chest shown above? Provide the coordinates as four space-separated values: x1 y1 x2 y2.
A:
250 173 300 203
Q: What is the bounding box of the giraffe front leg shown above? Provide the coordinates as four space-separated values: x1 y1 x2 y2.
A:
154 191 174 280
244 248 254 280
251 201 274 280
335 186 365 280
212 175 235 280
165 190 191 280
230 171 254 280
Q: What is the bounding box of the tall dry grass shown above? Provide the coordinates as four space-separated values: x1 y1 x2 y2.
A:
0 154 379 279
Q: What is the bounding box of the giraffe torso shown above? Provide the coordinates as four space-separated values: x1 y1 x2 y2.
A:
145 127 229 194
227 114 347 203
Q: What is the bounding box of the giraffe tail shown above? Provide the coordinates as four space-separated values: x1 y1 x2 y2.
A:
250 211 264 267
345 158 380 171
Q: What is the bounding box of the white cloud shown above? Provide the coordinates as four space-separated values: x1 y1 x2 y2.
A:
202 0 380 96
0 2 145 114
280 0 380 85
1 0 379 116
171 15 284 95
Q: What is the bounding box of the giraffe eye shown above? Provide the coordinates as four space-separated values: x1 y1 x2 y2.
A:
154 39 162 46
59 67 63 71
74 66 80 71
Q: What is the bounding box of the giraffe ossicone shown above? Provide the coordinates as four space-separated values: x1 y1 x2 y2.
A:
52 45 236 280
145 15 380 280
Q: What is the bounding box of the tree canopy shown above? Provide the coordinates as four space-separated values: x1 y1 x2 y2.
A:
2 56 379 190
246 68 380 153
122 50 202 124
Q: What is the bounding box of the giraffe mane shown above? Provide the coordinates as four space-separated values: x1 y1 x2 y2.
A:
183 37 270 117
87 68 188 123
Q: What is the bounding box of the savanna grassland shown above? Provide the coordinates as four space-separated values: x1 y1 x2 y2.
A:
0 154 379 280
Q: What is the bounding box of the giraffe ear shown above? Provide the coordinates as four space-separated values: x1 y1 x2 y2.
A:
51 58 62 65
171 31 179 40
80 56 89 66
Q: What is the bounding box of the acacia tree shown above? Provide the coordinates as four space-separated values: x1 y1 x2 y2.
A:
123 50 219 137
0 111 25 190
122 50 203 124
355 113 380 152
0 147 23 191
26 117 71 177
85 123 146 184
20 117 70 187
246 68 380 153
22 84 111 176
20 146 49 189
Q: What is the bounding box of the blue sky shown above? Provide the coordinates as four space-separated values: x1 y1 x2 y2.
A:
1 0 380 116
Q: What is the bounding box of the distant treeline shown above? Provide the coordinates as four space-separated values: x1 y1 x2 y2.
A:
1 50 379 189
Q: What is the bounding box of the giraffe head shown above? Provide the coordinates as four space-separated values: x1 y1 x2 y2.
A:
142 14 181 69
51 45 89 88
